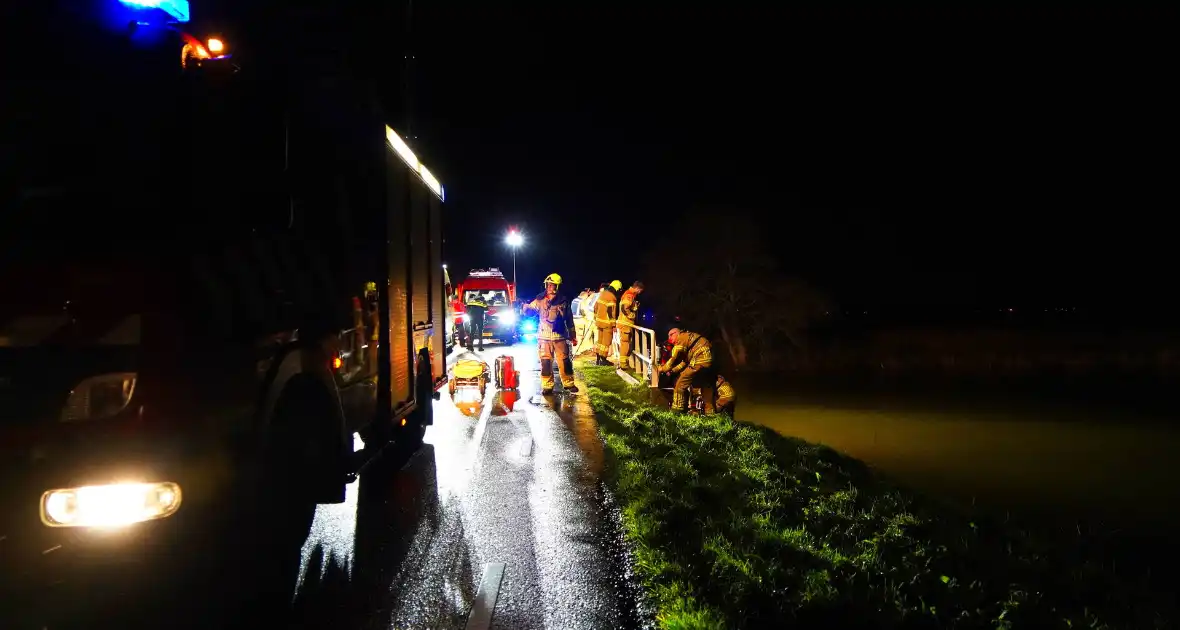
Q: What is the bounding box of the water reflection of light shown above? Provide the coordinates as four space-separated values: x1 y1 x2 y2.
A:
427 391 486 506
294 433 362 596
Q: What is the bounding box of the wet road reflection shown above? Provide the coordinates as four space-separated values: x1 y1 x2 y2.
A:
5 344 639 629
285 343 640 629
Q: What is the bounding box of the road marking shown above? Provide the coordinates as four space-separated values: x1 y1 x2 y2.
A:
465 379 496 474
519 436 533 458
465 562 506 630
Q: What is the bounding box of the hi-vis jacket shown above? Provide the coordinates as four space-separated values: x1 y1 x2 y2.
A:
660 330 713 373
594 287 618 327
715 375 736 408
525 292 575 341
616 287 640 330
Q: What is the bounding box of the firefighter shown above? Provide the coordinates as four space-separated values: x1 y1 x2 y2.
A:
465 290 489 351
658 327 714 413
714 373 736 418
523 273 578 394
593 280 622 365
616 281 644 368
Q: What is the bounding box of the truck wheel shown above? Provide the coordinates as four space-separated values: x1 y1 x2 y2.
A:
403 348 433 451
261 377 341 533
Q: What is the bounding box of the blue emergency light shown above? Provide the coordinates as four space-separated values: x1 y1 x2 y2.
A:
118 0 189 23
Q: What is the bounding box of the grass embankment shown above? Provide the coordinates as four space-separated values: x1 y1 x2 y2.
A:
579 364 1171 629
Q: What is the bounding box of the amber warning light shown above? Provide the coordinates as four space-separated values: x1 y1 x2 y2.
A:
332 356 343 370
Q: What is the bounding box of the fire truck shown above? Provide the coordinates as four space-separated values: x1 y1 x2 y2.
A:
453 268 520 346
1 0 446 624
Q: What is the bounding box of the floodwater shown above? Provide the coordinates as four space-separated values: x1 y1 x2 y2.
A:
737 379 1180 543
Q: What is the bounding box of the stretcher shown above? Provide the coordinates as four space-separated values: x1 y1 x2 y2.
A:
449 358 489 396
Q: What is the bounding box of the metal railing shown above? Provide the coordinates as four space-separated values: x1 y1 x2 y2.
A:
611 324 661 388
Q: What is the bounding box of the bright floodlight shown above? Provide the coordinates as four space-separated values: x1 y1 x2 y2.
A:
506 232 523 247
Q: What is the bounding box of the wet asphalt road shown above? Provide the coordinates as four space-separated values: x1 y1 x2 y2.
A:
287 342 641 629
2 343 641 630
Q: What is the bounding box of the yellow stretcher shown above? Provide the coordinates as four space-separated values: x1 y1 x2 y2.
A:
449 358 489 396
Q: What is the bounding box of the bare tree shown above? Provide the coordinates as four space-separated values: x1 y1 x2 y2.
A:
644 210 830 369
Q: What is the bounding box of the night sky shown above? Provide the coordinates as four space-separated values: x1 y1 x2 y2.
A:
388 4 1174 308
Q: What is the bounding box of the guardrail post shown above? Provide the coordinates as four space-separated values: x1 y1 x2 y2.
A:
650 342 660 388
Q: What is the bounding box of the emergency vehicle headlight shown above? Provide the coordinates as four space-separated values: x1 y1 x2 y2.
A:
61 373 137 422
495 311 516 325
523 321 536 332
41 482 182 528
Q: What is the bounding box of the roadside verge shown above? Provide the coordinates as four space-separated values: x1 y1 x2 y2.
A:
576 363 1173 629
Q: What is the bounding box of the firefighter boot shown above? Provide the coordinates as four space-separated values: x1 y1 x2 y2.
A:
539 342 556 394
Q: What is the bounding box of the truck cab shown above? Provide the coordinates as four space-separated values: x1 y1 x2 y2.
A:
1 0 447 623
456 268 519 346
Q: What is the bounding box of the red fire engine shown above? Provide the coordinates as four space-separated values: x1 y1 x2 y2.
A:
453 268 519 346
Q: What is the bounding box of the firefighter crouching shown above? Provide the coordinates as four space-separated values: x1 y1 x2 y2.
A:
616 281 644 369
715 373 736 418
658 327 714 413
594 280 622 366
524 273 579 394
465 291 489 351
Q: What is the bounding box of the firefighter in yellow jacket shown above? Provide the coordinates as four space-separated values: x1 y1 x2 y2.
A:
658 327 714 412
523 273 578 394
616 281 644 367
594 280 622 366
714 374 736 418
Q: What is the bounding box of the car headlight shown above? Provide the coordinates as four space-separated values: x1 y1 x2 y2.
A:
40 481 183 528
61 373 137 422
496 311 516 325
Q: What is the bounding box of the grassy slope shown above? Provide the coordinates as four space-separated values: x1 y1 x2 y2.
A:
578 364 1171 630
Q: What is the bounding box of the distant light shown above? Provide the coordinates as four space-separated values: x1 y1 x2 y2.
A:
207 38 224 53
442 264 448 269
118 0 190 22
506 232 523 247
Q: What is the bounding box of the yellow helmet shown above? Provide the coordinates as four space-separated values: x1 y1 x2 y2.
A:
609 280 623 291
544 273 562 286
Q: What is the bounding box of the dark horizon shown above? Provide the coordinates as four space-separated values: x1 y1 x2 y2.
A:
382 4 1176 308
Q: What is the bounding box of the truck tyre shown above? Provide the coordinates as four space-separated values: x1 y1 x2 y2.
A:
265 374 347 515
404 348 433 450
